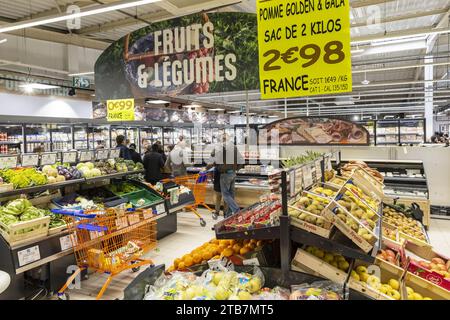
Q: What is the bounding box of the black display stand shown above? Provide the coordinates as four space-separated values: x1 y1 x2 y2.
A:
214 151 381 299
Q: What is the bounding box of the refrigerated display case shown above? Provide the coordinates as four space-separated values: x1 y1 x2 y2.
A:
0 124 23 155
24 124 51 153
111 127 126 148
400 119 425 145
356 120 376 145
74 124 88 150
50 124 73 151
376 120 400 145
88 125 110 150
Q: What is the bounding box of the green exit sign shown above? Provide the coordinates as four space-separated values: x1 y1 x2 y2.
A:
73 77 90 89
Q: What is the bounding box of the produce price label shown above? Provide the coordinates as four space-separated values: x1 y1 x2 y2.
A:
315 159 323 181
96 149 109 160
40 153 57 166
79 150 93 162
109 149 120 159
21 154 39 167
17 245 41 267
62 151 77 164
156 203 165 214
128 214 140 225
0 156 18 169
257 0 352 99
107 98 135 122
59 235 73 251
302 164 313 188
325 156 332 171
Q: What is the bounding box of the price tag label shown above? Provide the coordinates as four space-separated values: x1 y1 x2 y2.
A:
169 188 179 205
289 170 296 197
302 165 313 189
128 214 140 225
115 217 128 230
243 257 260 266
0 155 18 169
107 98 135 121
89 231 104 240
62 151 77 164
315 160 323 181
17 245 41 267
143 210 154 220
96 149 109 160
109 149 120 159
326 156 332 171
156 203 166 214
21 154 39 167
79 150 93 162
40 153 57 166
59 235 73 251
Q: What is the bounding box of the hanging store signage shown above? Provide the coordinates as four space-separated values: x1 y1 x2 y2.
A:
106 98 135 121
73 77 91 89
94 13 259 100
256 0 352 99
262 117 369 145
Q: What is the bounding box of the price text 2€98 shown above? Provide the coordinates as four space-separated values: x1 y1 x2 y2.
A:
257 0 352 99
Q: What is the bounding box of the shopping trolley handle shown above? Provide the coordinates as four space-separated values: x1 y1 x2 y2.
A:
51 209 97 219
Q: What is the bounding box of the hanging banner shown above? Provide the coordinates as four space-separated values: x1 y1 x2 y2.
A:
94 13 259 100
262 117 369 145
106 98 135 121
256 0 352 99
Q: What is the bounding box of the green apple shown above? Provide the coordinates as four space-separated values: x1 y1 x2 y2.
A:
388 279 400 291
215 286 230 300
238 290 252 300
323 253 334 264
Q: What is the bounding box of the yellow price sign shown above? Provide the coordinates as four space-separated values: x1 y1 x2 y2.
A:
106 98 135 121
257 0 352 99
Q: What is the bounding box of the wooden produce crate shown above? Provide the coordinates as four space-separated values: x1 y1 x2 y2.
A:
48 223 68 236
348 260 404 300
288 191 334 238
350 168 384 200
383 196 430 228
326 175 349 187
324 186 380 253
0 215 50 246
381 222 404 248
291 247 351 285
403 271 450 300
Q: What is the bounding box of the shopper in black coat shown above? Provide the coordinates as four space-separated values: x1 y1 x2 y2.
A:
143 144 165 184
129 143 143 164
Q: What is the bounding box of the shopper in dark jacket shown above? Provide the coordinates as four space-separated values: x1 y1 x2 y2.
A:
143 143 165 184
116 135 132 160
155 140 167 163
129 143 143 163
213 168 227 217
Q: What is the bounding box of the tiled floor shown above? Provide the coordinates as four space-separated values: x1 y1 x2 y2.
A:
64 213 450 300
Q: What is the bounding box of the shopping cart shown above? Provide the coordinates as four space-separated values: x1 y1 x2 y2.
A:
53 207 157 300
161 172 214 227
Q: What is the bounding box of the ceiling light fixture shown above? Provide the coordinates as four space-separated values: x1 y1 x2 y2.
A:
361 72 370 85
0 39 7 44
19 83 61 90
184 104 201 108
68 71 95 77
209 108 225 111
146 99 169 104
0 0 161 33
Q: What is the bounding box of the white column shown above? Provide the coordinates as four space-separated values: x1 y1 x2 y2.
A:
424 55 434 141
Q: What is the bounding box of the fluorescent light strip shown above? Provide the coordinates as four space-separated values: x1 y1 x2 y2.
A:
19 83 60 90
68 71 94 77
0 0 161 33
0 39 7 44
208 108 225 111
146 100 170 104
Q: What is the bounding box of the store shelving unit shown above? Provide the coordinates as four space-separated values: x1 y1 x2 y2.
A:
356 119 426 146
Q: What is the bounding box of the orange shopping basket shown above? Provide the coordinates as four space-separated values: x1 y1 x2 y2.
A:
162 172 214 227
53 207 157 300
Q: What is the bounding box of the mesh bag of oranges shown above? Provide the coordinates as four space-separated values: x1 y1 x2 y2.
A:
168 238 266 272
